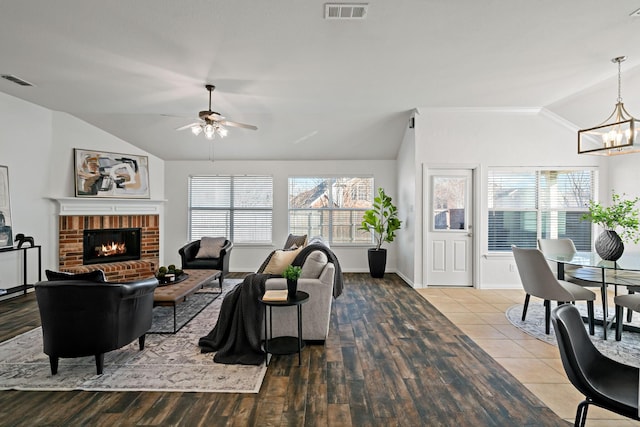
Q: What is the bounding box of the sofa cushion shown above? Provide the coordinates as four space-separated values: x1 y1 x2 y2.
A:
300 250 329 279
195 237 226 259
45 269 106 282
284 234 307 250
263 247 303 274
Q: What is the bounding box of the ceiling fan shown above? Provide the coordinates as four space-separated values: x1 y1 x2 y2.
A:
176 84 257 140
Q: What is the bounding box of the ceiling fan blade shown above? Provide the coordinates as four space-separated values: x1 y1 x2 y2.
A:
206 112 225 121
220 120 258 130
176 122 201 131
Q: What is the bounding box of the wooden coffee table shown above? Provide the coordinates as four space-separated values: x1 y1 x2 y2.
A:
153 269 222 333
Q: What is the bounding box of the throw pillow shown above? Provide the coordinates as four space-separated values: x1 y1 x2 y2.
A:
45 269 107 282
195 236 227 259
300 250 328 279
284 234 307 250
263 246 303 275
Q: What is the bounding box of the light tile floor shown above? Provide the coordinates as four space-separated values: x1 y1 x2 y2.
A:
416 287 640 426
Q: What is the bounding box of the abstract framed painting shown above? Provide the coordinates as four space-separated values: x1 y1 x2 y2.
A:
0 166 13 248
74 149 150 199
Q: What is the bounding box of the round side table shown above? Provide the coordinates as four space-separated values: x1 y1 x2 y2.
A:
259 290 309 366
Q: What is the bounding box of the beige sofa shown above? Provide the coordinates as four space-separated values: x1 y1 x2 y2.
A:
263 250 335 342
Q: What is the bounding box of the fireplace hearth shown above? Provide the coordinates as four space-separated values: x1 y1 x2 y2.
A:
83 228 141 265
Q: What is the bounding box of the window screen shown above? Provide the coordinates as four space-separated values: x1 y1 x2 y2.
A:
488 169 595 251
189 175 273 243
288 177 373 245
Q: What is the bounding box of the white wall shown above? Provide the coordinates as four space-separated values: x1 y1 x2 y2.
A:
0 91 164 292
396 117 417 285
606 153 640 254
164 159 397 272
411 108 608 289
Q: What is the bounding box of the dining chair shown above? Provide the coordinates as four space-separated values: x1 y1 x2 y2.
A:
512 246 595 335
621 283 640 322
537 238 601 285
613 293 640 341
551 304 640 426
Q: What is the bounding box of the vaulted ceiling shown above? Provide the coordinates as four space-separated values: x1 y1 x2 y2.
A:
1 1 639 161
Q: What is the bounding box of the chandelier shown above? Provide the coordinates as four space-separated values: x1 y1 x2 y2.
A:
190 120 228 140
578 56 639 155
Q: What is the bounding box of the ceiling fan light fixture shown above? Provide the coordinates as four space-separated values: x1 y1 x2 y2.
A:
578 56 640 156
176 84 257 142
203 124 215 140
191 125 202 136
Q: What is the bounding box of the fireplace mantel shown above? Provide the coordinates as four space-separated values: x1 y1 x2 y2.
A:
51 197 166 216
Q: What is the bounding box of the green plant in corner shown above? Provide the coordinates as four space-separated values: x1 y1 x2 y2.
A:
359 187 402 250
283 265 302 281
581 191 640 244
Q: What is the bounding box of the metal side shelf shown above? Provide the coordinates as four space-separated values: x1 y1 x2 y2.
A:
0 245 42 298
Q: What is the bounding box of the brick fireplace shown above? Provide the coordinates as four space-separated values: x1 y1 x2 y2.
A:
54 198 163 282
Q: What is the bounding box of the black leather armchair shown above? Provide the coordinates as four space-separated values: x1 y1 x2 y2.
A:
178 239 232 285
551 304 640 426
34 277 158 375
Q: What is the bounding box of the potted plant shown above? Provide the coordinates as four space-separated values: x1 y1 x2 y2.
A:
581 191 640 261
283 264 302 297
156 264 184 284
359 187 402 278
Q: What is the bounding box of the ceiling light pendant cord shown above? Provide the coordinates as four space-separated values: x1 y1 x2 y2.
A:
617 58 622 103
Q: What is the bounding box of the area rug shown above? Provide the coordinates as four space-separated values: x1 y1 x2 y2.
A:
0 278 269 393
506 303 640 368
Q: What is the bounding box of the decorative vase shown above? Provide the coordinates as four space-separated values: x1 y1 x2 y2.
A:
367 248 387 278
595 230 624 261
286 278 298 298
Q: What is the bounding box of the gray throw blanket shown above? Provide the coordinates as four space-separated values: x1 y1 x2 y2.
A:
198 273 277 365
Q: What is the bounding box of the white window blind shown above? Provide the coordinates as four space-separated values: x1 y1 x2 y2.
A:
488 169 595 251
189 175 273 243
288 177 373 245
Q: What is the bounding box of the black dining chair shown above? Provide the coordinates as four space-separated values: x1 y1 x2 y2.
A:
551 304 640 426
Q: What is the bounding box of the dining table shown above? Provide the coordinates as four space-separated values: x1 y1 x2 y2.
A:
543 251 640 340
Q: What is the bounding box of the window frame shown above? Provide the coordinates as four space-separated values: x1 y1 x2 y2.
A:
188 174 273 244
487 167 597 252
288 176 374 246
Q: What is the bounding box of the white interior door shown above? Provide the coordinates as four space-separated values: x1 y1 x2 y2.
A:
425 169 473 286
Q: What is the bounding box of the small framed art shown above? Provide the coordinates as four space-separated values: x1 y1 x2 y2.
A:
0 166 13 248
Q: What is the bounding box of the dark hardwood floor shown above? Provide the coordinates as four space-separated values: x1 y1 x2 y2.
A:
0 273 567 426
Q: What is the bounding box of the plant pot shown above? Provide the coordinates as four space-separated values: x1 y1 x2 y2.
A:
367 248 387 278
595 230 625 261
286 279 298 298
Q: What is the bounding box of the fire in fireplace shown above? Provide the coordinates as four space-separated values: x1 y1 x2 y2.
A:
83 228 142 265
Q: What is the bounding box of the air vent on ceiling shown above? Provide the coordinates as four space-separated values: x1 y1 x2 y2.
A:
324 3 368 20
631 7 640 17
1 74 35 87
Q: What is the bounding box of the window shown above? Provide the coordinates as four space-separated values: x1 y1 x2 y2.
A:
288 177 374 245
488 169 596 251
189 175 273 243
